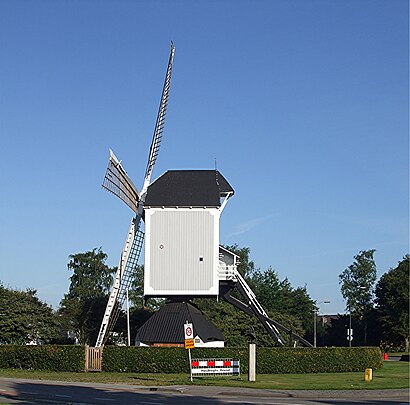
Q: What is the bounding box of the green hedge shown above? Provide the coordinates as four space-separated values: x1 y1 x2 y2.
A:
0 345 85 371
102 347 249 373
102 346 382 374
0 345 382 373
256 347 382 373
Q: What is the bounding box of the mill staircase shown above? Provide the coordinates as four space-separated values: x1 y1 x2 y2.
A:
219 266 312 347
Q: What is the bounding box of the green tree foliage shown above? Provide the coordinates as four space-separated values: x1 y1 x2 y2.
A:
64 248 114 300
127 265 144 308
128 265 163 311
339 250 377 345
195 245 314 346
122 264 159 344
0 284 62 344
249 267 316 336
375 255 409 351
196 298 304 347
59 248 116 345
339 250 377 318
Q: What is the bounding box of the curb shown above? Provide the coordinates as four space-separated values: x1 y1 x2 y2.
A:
156 385 409 399
0 378 408 400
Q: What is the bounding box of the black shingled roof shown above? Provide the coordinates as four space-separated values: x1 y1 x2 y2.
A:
136 302 224 344
144 170 234 207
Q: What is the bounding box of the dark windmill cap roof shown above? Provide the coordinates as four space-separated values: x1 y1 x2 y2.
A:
144 170 234 207
137 302 224 344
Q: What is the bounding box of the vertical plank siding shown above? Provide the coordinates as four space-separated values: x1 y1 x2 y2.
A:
85 346 103 372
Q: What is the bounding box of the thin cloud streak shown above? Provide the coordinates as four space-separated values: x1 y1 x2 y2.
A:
227 214 277 237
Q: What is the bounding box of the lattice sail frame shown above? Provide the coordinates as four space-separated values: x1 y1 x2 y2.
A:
95 43 175 347
102 150 140 214
142 42 175 195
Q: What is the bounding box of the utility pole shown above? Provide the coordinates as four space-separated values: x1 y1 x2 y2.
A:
126 288 131 346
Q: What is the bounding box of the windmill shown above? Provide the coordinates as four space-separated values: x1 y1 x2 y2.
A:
95 43 312 348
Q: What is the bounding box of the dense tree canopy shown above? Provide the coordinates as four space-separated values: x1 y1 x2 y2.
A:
63 248 114 300
339 250 378 345
249 267 315 335
0 284 62 344
128 265 163 311
59 248 116 345
339 250 377 319
195 245 315 347
375 255 409 351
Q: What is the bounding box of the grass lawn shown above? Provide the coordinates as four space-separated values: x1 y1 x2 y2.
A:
0 362 408 390
387 352 409 357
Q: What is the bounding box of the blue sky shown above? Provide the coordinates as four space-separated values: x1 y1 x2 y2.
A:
0 0 408 315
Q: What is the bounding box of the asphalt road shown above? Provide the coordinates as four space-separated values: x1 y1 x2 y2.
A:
0 378 408 405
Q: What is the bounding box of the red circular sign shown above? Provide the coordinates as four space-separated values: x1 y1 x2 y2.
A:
185 326 192 337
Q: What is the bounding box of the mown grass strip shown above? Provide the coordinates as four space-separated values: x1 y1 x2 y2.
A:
0 362 408 390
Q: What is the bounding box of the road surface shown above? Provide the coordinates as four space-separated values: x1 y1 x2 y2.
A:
0 377 408 405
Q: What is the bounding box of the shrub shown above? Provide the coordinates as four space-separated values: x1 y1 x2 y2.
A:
0 345 382 373
0 345 85 371
102 346 382 374
257 347 382 373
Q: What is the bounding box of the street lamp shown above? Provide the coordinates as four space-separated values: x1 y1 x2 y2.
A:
314 300 330 348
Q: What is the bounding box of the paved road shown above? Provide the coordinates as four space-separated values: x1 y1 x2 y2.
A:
0 378 408 405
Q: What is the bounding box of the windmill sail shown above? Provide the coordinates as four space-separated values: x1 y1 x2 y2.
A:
95 219 144 347
142 42 175 194
95 43 175 347
102 149 140 214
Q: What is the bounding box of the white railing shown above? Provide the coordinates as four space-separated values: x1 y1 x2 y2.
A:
218 265 238 281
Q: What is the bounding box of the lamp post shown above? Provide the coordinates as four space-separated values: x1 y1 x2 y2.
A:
348 306 352 347
314 300 330 348
126 288 131 346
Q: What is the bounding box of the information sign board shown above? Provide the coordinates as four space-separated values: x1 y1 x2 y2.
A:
184 338 195 349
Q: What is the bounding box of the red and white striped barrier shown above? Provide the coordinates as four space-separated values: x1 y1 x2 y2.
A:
191 358 240 377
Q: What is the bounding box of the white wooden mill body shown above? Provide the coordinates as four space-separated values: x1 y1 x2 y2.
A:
143 169 234 298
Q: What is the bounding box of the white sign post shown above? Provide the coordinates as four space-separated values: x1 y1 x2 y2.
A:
184 322 194 382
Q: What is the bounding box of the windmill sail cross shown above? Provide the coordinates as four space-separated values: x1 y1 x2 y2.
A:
95 43 175 347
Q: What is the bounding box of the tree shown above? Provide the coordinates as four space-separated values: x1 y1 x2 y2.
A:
339 250 377 317
127 265 144 308
195 298 304 347
0 284 63 344
59 248 116 345
339 250 377 345
249 267 316 336
375 255 409 351
195 245 314 346
63 248 114 300
128 265 163 311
